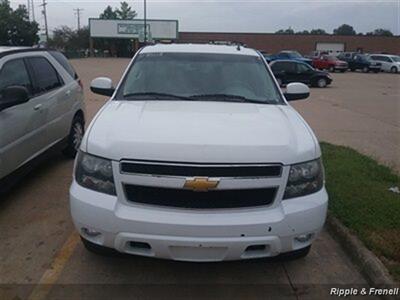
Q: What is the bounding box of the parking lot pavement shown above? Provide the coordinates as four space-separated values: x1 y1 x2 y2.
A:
0 58 396 299
292 71 400 173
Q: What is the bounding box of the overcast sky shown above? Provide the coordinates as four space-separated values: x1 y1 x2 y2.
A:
10 0 400 35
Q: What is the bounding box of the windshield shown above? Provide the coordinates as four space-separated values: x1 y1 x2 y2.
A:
117 52 283 104
286 51 302 59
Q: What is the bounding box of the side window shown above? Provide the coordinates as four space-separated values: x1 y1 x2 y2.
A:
296 63 310 73
49 51 78 79
283 62 296 73
271 62 282 72
26 57 63 95
0 59 32 100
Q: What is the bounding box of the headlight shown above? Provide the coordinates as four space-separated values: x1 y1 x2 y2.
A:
283 159 324 199
75 151 116 195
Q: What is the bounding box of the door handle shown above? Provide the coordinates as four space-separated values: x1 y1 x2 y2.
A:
33 104 42 111
65 90 71 96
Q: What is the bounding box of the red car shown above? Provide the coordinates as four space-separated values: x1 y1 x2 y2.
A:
312 55 348 72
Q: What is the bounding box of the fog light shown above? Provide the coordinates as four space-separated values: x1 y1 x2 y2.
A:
295 233 313 243
81 227 101 237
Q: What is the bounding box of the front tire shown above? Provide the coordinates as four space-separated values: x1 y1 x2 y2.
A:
62 115 84 158
316 78 327 88
391 66 398 73
362 66 369 73
329 66 335 72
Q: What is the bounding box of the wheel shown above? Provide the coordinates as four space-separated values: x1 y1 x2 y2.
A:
391 66 398 73
278 245 311 260
81 237 121 256
329 66 335 72
373 69 380 73
362 66 369 73
62 114 84 158
340 69 346 73
316 78 327 88
350 68 355 72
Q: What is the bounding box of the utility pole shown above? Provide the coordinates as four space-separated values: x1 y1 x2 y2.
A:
40 0 49 41
73 8 83 30
144 0 147 43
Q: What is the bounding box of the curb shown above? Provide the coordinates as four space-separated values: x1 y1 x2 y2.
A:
326 214 398 300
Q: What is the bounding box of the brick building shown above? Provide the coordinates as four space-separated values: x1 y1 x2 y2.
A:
178 32 400 55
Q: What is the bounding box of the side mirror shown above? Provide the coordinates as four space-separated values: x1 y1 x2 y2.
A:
90 77 115 96
0 86 29 111
284 82 310 101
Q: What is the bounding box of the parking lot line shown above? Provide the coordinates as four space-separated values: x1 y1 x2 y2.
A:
27 232 79 300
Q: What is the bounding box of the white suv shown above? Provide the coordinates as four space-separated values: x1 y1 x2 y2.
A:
0 47 85 183
70 44 328 262
369 54 400 73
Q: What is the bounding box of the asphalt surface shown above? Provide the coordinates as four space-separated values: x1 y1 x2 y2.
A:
1 58 398 300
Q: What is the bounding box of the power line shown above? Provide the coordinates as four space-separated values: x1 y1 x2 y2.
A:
73 8 83 30
39 0 49 41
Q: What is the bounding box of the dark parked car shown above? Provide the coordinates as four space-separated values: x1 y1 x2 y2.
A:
337 52 381 73
270 60 332 88
268 50 313 65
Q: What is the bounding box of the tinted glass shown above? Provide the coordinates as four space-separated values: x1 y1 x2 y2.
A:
297 63 311 73
0 59 31 98
27 57 62 94
49 51 78 79
118 53 283 104
272 62 296 73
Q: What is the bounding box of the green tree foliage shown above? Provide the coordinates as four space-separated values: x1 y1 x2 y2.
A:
99 5 118 19
116 2 137 20
295 30 310 35
310 28 327 35
366 28 393 36
48 26 89 51
0 0 39 46
333 24 356 35
275 27 295 35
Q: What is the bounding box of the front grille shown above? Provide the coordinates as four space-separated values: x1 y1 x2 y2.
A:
120 161 282 177
124 185 277 209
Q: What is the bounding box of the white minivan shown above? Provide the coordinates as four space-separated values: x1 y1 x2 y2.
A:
0 47 85 183
70 44 328 262
369 54 400 73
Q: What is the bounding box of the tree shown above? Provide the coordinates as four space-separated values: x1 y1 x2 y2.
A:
275 27 295 35
116 1 137 20
0 0 39 46
296 30 310 35
310 28 327 35
48 26 89 51
333 24 356 35
99 5 118 19
366 28 393 36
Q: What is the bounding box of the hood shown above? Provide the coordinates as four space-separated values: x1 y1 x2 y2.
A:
83 101 318 164
334 59 348 65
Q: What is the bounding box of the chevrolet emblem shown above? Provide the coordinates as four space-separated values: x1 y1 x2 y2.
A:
183 177 219 192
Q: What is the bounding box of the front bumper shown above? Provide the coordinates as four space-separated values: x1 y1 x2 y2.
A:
70 182 328 262
334 65 348 70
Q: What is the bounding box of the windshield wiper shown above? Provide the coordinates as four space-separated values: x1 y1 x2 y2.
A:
188 94 272 104
123 92 190 100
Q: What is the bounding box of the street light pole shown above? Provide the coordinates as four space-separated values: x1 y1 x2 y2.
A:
144 0 147 43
